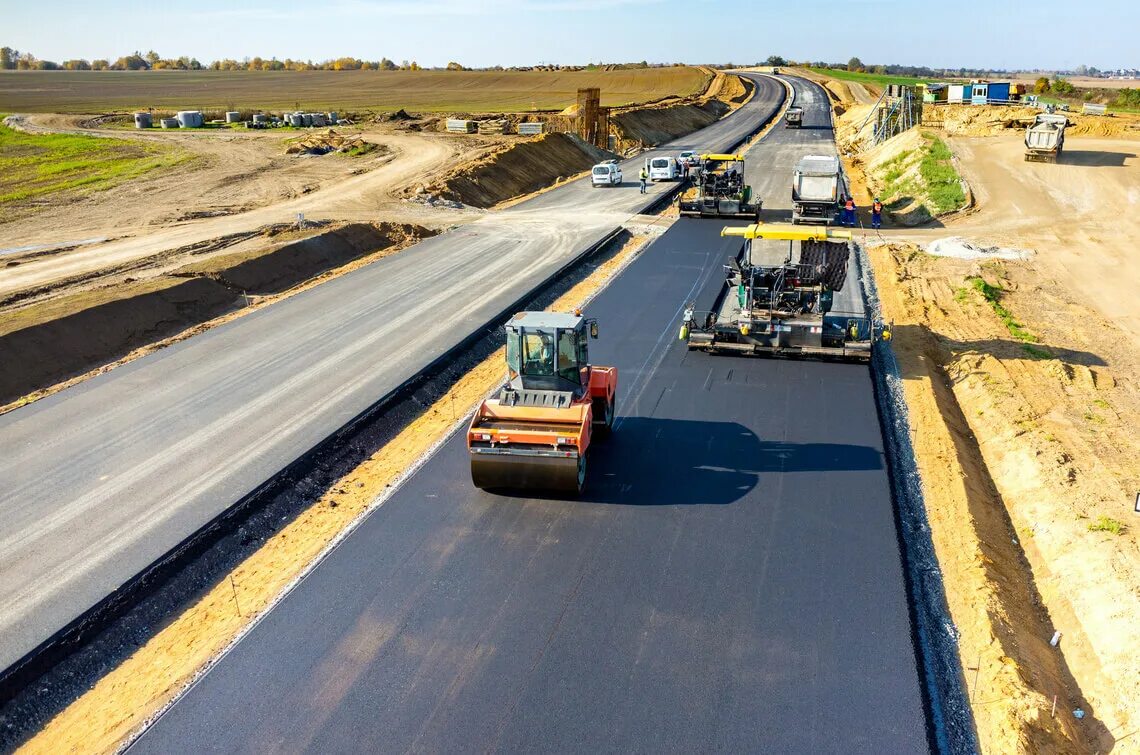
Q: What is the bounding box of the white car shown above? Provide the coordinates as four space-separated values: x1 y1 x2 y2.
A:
677 150 700 167
591 160 622 187
647 156 680 182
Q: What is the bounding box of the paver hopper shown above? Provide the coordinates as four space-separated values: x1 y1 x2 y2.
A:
468 311 617 495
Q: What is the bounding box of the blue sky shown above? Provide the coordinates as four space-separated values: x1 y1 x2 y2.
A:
4 0 1136 70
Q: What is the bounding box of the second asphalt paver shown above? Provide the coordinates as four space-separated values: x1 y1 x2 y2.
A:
130 78 931 753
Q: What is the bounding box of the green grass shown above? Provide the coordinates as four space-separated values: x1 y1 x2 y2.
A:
0 68 710 114
1087 516 1125 535
1021 344 1053 359
807 68 932 90
918 132 966 214
963 276 1039 343
0 119 191 206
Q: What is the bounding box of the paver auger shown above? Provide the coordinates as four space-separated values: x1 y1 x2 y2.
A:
468 311 617 495
679 223 888 361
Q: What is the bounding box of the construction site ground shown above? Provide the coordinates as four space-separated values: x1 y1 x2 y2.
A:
0 72 753 409
817 71 1140 752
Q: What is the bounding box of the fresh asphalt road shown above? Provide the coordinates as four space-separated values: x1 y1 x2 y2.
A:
130 78 931 753
0 77 784 675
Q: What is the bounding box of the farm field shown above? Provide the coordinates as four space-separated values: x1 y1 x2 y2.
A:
0 67 711 114
806 67 934 89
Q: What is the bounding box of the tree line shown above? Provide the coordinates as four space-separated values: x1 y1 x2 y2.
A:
1 47 673 73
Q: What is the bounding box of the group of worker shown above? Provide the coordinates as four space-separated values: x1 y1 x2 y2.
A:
839 195 885 230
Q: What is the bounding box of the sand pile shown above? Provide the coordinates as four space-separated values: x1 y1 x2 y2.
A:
285 129 374 155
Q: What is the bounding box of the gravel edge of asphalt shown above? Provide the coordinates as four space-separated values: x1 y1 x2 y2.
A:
855 235 979 755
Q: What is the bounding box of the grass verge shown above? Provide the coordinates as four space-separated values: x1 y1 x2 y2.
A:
0 119 191 208
807 67 931 89
960 276 1039 345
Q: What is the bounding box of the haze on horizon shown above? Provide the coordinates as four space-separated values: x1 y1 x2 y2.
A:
4 0 1137 72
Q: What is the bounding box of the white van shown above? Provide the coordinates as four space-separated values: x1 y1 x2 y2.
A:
591 160 623 187
647 156 680 182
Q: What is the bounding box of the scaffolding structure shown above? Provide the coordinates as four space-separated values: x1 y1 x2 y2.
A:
869 86 923 145
575 88 610 149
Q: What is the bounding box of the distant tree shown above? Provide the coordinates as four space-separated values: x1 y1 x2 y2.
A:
765 55 786 67
379 57 397 71
144 50 160 66
1075 64 1088 76
36 59 60 70
400 59 410 70
409 60 421 71
112 52 149 70
638 60 648 68
63 59 91 70
0 47 16 70
446 61 465 71
847 56 864 72
1051 77 1075 95
1034 76 1051 94
16 52 37 70
872 64 887 75
91 59 109 70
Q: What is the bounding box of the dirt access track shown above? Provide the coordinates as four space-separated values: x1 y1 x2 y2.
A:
0 115 487 303
817 69 1140 753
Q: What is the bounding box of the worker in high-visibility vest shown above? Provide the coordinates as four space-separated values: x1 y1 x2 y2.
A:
639 167 649 194
871 197 883 229
842 196 856 227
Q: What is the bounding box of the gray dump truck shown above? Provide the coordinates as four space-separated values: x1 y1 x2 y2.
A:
784 106 804 128
791 155 843 225
1024 114 1067 163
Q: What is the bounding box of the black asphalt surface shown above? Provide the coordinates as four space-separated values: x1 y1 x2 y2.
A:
131 77 931 754
0 78 785 673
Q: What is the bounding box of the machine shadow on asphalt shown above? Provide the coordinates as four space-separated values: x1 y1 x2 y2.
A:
576 417 884 506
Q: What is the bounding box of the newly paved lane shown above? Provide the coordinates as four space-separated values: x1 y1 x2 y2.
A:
0 78 785 673
130 78 930 753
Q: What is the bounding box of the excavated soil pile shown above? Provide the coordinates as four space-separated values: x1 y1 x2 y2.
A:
0 277 237 405
284 129 378 156
611 100 729 151
0 222 434 404
179 222 434 294
427 133 615 208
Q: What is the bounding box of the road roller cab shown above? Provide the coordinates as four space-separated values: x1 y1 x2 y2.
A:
468 311 617 495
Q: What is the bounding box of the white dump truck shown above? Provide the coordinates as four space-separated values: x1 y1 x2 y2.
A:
791 155 843 225
1024 114 1067 163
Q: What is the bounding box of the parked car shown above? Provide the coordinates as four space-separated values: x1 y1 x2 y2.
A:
647 155 680 181
591 160 623 187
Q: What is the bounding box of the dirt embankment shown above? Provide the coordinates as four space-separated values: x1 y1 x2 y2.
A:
0 222 435 406
873 244 1139 753
924 104 1140 139
423 132 616 208
610 99 729 151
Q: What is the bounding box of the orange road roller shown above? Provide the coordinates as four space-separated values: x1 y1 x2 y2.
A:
467 311 617 496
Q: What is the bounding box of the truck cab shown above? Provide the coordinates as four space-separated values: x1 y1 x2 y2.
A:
591 160 623 187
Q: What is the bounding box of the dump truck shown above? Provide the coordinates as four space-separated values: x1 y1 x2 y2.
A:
784 106 804 128
467 311 617 495
1024 114 1067 163
678 153 761 220
678 223 885 361
791 155 843 225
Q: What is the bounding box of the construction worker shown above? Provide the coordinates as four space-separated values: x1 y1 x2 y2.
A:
843 195 856 227
639 166 649 194
871 197 883 230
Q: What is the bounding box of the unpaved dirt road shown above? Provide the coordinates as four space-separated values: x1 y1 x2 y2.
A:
0 117 488 301
893 134 1140 346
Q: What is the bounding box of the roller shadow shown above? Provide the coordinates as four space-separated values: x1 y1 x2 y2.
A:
581 416 883 506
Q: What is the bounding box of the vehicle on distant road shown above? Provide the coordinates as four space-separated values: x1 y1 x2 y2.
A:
647 155 680 182
785 106 804 128
677 150 700 167
591 160 623 187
